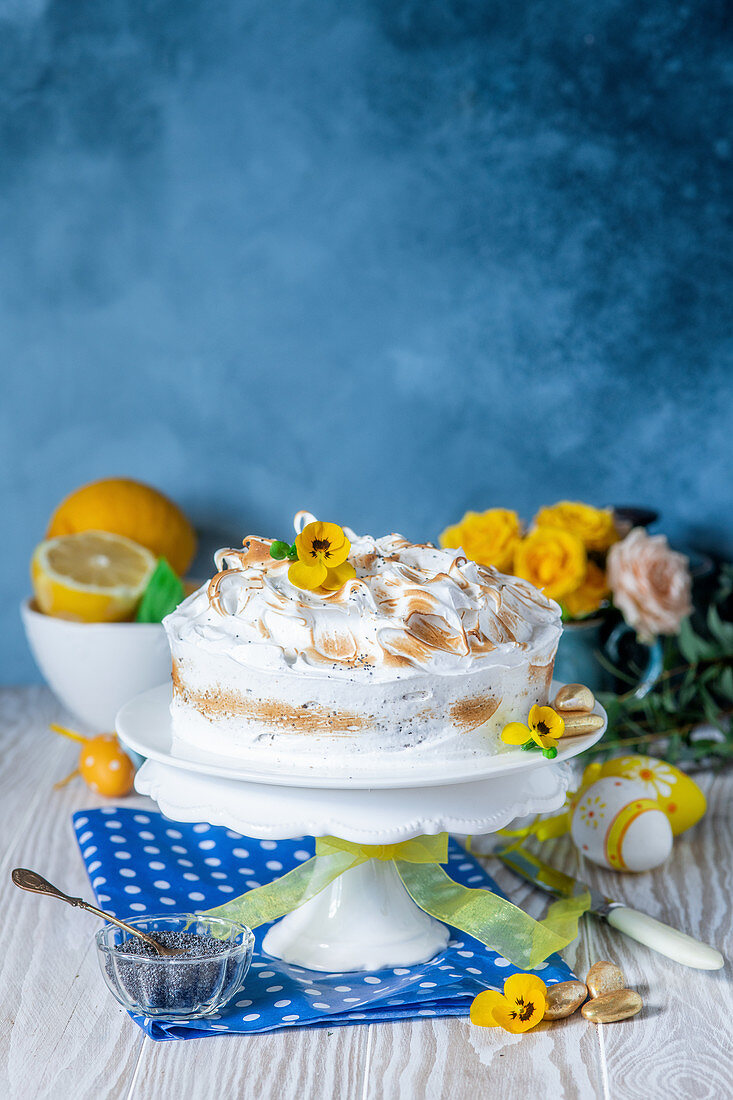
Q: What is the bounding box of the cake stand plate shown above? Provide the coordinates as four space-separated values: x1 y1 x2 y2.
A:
132 755 575 843
117 681 607 789
120 692 606 972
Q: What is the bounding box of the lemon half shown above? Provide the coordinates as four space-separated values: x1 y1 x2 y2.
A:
31 531 157 622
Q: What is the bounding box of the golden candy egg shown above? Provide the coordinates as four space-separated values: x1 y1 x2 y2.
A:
553 683 596 713
562 713 606 737
78 734 136 798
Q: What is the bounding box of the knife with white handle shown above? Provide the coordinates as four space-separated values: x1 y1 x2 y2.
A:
496 845 724 970
604 906 723 969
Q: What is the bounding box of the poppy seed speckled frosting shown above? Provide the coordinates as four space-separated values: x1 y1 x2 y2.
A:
164 513 563 774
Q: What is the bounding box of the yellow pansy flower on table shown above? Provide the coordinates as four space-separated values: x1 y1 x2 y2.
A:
501 705 566 758
513 525 586 601
470 973 547 1033
439 508 522 572
533 500 619 552
288 521 357 592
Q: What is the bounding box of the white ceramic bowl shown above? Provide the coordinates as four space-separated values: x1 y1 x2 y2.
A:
21 597 172 731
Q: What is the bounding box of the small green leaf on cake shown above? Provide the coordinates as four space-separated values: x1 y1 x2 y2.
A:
135 558 186 622
270 541 291 560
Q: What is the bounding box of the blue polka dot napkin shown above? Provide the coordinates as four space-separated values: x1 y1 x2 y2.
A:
73 808 574 1040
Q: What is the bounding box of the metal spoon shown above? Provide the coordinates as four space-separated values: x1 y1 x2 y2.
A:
11 868 189 957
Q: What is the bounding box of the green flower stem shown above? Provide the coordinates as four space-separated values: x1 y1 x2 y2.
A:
615 656 733 703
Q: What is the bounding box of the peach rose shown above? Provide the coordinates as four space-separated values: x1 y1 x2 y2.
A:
607 528 692 641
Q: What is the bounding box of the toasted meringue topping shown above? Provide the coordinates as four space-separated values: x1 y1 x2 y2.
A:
165 517 562 680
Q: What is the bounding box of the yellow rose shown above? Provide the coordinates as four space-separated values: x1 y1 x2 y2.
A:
439 509 522 572
563 561 610 618
533 501 618 552
513 526 587 600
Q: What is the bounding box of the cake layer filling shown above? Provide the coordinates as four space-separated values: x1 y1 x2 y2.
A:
168 652 555 768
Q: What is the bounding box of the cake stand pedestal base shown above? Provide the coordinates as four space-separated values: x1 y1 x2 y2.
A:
121 682 607 972
261 859 449 972
131 757 577 972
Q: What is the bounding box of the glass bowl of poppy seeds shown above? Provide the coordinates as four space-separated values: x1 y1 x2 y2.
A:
96 914 254 1021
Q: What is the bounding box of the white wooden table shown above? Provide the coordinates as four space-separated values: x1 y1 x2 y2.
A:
1 686 731 1100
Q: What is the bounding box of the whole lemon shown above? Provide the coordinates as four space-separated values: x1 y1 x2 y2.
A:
47 478 196 576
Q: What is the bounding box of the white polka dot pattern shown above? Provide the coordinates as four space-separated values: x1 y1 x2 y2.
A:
73 809 575 1040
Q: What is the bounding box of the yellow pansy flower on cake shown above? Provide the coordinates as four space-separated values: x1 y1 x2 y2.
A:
288 521 357 592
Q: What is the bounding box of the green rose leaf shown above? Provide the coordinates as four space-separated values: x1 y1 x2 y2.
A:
136 558 185 623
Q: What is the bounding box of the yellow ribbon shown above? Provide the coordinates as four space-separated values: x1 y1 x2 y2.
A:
394 861 589 970
316 834 448 864
205 834 589 970
496 811 573 845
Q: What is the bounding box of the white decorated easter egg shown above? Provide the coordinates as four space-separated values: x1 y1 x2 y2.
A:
571 777 674 872
584 756 706 836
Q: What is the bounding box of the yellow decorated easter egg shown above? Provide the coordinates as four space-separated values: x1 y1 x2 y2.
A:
79 734 136 797
571 776 673 872
581 755 705 836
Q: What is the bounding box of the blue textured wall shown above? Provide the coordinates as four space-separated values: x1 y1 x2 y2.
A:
2 1 732 682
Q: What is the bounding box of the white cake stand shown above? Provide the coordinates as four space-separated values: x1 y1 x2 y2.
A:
117 685 606 972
